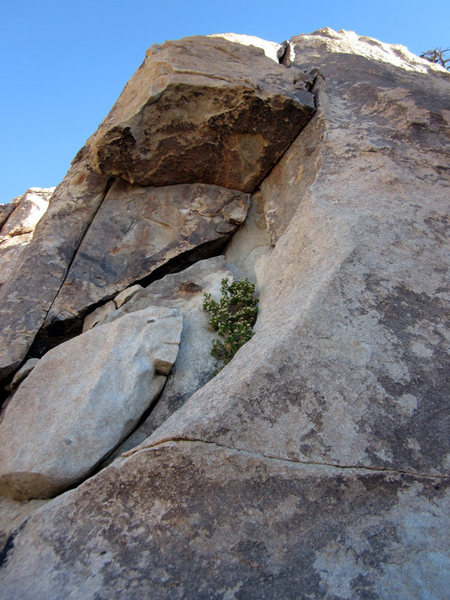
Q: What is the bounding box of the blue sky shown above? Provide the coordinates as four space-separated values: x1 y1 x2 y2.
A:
1 0 449 203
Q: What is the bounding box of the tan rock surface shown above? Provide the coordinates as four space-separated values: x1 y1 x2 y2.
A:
6 358 40 391
0 158 110 381
87 35 315 191
148 29 450 479
0 306 182 500
103 256 234 459
0 442 448 599
0 187 53 289
0 196 21 230
47 181 249 325
0 29 449 598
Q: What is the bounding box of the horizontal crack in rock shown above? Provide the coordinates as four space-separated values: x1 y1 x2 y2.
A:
122 437 448 480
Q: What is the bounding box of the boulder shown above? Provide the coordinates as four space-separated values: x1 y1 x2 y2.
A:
87 35 315 191
0 306 182 500
46 181 250 325
0 443 447 600
102 256 234 459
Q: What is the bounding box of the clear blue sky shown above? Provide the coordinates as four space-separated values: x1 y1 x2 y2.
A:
1 0 448 203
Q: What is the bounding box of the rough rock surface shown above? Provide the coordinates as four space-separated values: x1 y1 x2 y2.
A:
47 181 249 325
0 196 21 230
87 35 315 191
0 29 449 599
6 358 40 392
0 306 182 500
0 158 110 381
0 187 53 289
1 443 448 600
103 256 234 459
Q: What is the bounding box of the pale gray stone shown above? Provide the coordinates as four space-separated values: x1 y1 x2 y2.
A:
0 158 110 381
104 256 234 462
0 29 448 599
0 188 53 290
0 306 182 500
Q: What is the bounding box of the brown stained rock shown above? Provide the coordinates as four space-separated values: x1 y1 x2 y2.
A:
0 442 447 599
87 35 315 192
0 306 182 500
0 158 110 381
46 181 249 326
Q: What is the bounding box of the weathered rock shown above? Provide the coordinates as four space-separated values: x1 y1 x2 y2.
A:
0 188 53 289
0 306 182 500
114 284 143 308
148 29 450 479
103 256 234 459
47 181 249 325
0 442 448 599
1 29 449 599
0 158 110 381
82 301 116 332
6 358 40 391
0 188 54 239
87 35 315 191
224 190 272 283
0 196 21 230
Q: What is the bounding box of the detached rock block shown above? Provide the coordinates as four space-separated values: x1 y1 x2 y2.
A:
87 35 315 191
0 306 182 500
47 181 250 324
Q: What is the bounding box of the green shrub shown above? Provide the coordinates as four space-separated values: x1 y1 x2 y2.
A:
203 278 258 371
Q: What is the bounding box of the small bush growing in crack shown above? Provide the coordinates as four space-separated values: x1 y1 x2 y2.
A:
203 278 258 372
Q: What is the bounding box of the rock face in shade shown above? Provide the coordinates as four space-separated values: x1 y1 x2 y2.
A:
0 29 449 600
0 158 110 381
0 187 53 289
0 306 182 500
87 35 315 191
46 182 249 325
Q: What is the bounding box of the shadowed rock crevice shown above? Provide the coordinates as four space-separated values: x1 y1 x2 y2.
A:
28 235 231 358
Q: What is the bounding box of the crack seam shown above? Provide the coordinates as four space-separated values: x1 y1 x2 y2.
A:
41 176 115 325
122 436 447 480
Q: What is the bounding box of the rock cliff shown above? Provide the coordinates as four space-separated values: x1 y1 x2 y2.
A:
0 28 448 599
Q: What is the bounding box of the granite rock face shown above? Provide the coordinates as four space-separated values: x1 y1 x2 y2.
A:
0 29 449 599
102 256 235 459
46 181 249 325
87 35 315 191
0 306 182 500
0 158 110 381
0 187 53 289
